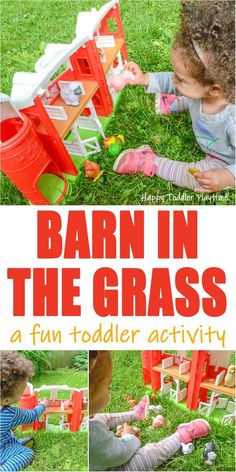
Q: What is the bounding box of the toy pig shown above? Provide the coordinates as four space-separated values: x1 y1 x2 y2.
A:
60 82 83 106
152 415 164 427
83 160 103 181
224 365 235 388
203 441 217 466
107 70 135 92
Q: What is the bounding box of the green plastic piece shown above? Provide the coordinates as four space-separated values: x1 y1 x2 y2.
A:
37 173 67 204
108 142 123 157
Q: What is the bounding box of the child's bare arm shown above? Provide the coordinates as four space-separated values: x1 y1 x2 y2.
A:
194 168 235 192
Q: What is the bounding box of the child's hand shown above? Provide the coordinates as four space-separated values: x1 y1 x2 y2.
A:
40 398 49 407
120 422 138 436
123 62 149 86
194 168 235 192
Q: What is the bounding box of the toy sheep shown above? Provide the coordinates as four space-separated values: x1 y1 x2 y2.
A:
180 442 194 455
60 82 83 106
149 405 163 413
224 365 235 388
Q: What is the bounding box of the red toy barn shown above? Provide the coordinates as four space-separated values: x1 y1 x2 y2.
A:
142 350 235 425
0 0 128 204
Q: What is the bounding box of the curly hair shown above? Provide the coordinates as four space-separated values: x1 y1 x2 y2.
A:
0 351 35 400
174 0 235 102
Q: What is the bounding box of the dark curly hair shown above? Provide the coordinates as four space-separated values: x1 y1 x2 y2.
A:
173 0 235 102
0 351 34 400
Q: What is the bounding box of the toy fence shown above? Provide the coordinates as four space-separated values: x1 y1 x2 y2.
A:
142 350 235 425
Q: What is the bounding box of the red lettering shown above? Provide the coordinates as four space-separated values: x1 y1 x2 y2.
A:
37 211 62 258
8 268 31 316
33 268 58 316
122 269 146 315
148 268 174 315
158 211 170 258
174 211 198 258
62 268 81 316
64 211 90 258
93 268 118 316
202 268 226 316
120 211 144 258
175 268 199 316
92 212 116 258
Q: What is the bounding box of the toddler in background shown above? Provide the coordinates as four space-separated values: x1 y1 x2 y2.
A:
89 351 210 471
113 0 235 193
0 351 48 472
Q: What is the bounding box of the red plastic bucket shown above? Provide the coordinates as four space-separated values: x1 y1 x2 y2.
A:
0 113 68 204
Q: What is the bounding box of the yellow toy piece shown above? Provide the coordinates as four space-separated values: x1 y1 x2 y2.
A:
188 167 198 175
103 134 125 148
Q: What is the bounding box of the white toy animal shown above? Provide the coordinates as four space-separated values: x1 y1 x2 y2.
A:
60 82 83 106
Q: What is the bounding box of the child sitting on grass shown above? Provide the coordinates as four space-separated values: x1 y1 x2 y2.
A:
113 0 235 193
0 351 48 472
89 351 210 471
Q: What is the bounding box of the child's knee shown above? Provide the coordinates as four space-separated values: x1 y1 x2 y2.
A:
25 447 34 460
20 445 34 465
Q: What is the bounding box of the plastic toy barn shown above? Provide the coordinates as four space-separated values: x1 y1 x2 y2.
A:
0 0 128 204
142 351 236 426
19 383 88 432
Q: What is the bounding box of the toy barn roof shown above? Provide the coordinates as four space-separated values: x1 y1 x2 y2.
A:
10 0 119 109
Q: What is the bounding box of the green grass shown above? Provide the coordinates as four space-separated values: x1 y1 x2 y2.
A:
15 368 88 471
24 432 88 471
104 351 235 471
1 0 235 205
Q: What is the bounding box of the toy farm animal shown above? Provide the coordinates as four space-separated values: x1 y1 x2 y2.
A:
60 82 83 106
115 425 140 438
83 160 103 181
203 441 217 466
224 365 235 388
149 405 163 413
107 70 135 92
152 415 164 427
180 442 194 455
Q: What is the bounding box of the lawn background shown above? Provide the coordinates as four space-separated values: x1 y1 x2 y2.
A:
104 351 235 471
1 0 234 205
16 367 88 471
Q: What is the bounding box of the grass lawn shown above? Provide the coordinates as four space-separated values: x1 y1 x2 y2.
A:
15 368 88 471
104 351 235 471
1 0 235 205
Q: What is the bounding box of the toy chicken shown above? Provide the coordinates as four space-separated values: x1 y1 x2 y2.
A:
83 160 103 181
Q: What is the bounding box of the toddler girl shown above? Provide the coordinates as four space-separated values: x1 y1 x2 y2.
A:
113 0 235 193
89 351 211 471
0 351 48 471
